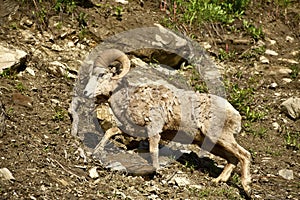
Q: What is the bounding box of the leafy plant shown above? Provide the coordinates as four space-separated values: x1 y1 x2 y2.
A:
243 20 264 40
52 109 66 121
218 48 236 61
285 131 300 150
16 82 26 92
226 82 265 122
171 0 248 26
114 6 123 21
54 0 76 14
289 65 299 79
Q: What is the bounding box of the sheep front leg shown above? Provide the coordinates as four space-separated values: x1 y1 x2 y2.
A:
213 163 236 183
94 127 122 153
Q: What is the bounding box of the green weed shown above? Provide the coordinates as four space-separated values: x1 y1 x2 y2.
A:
186 66 208 93
54 0 76 14
16 82 26 92
226 81 265 122
171 0 249 26
114 6 123 21
218 48 236 61
243 20 264 40
285 131 300 150
289 65 299 80
52 109 66 121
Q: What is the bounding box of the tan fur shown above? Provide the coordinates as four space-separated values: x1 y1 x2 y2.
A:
93 51 252 197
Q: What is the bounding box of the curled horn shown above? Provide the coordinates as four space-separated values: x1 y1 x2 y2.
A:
94 49 130 79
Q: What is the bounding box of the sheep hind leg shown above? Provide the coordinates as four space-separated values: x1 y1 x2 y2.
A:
149 133 161 169
210 141 251 196
93 127 122 153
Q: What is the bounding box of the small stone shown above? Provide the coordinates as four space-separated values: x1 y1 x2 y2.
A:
25 67 35 76
115 0 128 4
291 50 299 56
50 99 61 105
278 169 293 180
0 45 28 73
51 44 63 51
274 92 281 96
12 93 33 108
60 32 68 39
269 82 278 89
67 41 75 48
89 167 99 179
265 49 278 56
286 36 294 42
281 97 300 119
174 176 190 186
189 184 202 189
168 171 190 186
272 122 280 130
282 78 293 83
278 58 299 64
260 56 269 64
278 68 292 75
200 42 211 49
267 38 276 45
0 168 15 180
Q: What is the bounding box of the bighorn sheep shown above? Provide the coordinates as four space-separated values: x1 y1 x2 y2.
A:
87 49 252 196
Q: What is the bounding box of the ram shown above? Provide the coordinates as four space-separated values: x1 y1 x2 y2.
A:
85 49 252 196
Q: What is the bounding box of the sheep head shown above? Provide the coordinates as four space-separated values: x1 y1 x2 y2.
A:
83 49 130 98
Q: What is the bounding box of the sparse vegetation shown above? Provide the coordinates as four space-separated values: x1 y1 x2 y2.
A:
226 81 265 122
114 6 123 21
173 0 249 25
218 48 236 61
243 20 264 40
54 0 76 14
16 82 26 92
52 109 66 121
289 65 299 79
285 131 300 150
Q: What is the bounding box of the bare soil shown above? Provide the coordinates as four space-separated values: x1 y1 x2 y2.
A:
0 0 299 199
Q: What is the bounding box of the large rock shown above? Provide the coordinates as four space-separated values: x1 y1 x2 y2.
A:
0 44 28 74
281 97 300 119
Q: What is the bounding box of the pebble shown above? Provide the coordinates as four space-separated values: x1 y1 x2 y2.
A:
51 44 63 51
267 38 276 45
281 97 300 119
89 167 99 179
12 93 33 108
277 68 292 75
0 168 15 180
278 58 299 64
269 82 278 89
265 49 278 56
260 56 269 64
278 169 294 180
282 78 293 83
272 122 280 130
286 36 294 42
25 67 35 76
